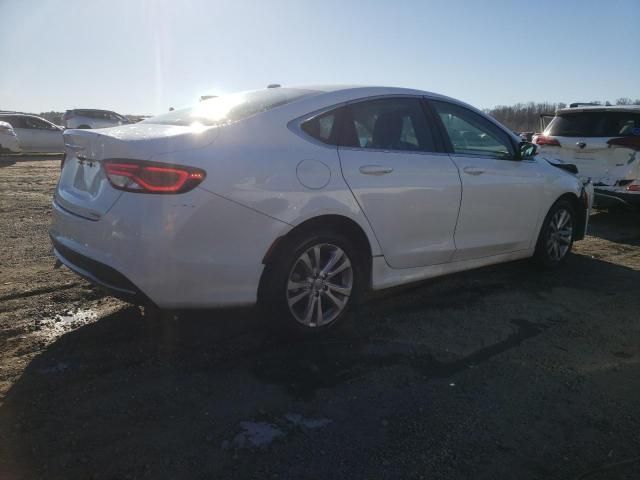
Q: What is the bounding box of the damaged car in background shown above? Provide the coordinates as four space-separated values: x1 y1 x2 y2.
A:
534 105 640 210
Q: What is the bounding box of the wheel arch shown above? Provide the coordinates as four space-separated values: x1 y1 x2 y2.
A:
555 191 587 240
258 214 374 302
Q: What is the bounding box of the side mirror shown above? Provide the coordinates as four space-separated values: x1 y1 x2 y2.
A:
518 141 537 160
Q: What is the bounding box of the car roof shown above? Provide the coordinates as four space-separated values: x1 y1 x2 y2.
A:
557 105 640 114
294 84 454 99
68 109 118 113
0 113 41 119
266 85 522 144
283 84 491 122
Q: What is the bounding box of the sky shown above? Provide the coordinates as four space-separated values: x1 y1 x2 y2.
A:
0 0 638 115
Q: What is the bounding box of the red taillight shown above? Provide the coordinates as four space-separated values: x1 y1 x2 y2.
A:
627 183 640 192
533 135 561 147
103 159 206 194
607 136 640 151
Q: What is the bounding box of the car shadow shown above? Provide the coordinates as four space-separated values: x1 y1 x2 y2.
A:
1 253 639 478
588 209 640 246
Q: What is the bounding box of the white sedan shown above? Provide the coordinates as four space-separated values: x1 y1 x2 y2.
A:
0 114 64 153
50 86 593 333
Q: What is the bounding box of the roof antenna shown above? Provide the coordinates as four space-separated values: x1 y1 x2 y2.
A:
267 84 281 88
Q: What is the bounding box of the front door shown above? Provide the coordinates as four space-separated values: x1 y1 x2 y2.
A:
338 97 462 269
429 100 544 261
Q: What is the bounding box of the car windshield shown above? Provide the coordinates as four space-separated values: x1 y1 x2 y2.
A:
143 88 319 127
546 111 640 137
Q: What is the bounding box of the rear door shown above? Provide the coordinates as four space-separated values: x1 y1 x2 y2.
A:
429 100 544 261
337 97 462 268
6 116 34 151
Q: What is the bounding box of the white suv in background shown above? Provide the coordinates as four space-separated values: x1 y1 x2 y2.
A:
62 109 131 129
534 105 640 210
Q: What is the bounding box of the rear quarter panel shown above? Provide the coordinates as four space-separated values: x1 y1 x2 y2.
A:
150 110 383 256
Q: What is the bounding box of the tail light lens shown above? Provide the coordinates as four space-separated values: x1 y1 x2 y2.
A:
607 137 640 151
533 135 561 147
627 181 640 192
103 159 206 194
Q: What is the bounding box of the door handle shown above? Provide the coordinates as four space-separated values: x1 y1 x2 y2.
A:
463 166 484 176
359 165 393 175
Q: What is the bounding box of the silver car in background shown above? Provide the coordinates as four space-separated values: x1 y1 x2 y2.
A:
62 109 131 129
0 113 64 153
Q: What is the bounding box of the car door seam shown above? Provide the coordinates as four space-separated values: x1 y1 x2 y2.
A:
335 145 387 261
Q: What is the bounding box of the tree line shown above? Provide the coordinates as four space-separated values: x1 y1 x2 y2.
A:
6 97 640 133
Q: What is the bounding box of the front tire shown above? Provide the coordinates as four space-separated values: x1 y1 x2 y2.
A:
534 199 575 268
261 230 363 334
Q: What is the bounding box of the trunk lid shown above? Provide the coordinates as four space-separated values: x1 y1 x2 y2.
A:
553 136 614 181
55 123 218 220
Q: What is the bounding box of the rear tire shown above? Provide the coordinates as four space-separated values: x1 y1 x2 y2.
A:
260 229 364 335
534 199 575 269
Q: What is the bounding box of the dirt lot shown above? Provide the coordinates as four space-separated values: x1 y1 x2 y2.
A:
1 158 639 480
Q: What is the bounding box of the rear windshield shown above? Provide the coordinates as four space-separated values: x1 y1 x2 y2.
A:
546 111 640 137
143 88 319 127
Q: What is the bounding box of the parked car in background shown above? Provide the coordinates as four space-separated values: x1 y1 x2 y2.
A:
534 105 640 209
51 86 593 334
0 121 21 153
0 113 64 153
62 109 131 129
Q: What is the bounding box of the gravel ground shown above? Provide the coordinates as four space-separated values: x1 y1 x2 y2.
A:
0 158 639 480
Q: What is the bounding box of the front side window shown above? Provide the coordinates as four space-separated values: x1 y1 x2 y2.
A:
341 97 436 152
431 101 514 159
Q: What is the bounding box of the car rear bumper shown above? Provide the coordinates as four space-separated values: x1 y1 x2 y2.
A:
52 237 151 305
594 188 640 209
49 188 291 309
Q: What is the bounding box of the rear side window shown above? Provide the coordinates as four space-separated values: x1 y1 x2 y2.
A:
431 100 514 159
144 88 319 127
546 112 640 137
341 97 436 152
24 117 56 130
301 109 340 145
0 116 25 128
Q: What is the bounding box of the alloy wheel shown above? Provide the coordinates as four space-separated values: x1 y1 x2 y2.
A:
546 208 573 261
286 243 353 327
